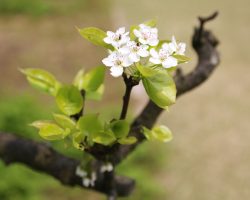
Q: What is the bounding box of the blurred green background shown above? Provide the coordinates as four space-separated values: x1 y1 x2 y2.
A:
0 0 249 199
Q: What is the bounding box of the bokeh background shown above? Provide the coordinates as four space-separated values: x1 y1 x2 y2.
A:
0 0 249 199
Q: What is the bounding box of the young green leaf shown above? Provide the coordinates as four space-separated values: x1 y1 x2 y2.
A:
53 113 76 130
137 64 158 77
110 120 130 139
56 85 83 116
118 136 137 145
31 121 68 140
73 69 85 90
78 27 113 50
173 54 190 64
77 114 103 138
20 68 61 96
92 130 116 146
142 126 154 140
81 66 105 92
152 125 173 142
72 131 85 150
142 70 176 109
85 84 104 100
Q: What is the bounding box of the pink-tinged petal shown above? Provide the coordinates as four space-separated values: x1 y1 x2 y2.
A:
138 49 149 57
171 35 177 46
129 53 140 62
107 31 114 37
152 28 158 34
178 43 186 55
102 57 113 67
110 66 123 77
139 24 147 29
117 27 125 34
149 39 159 46
149 57 161 64
162 56 178 68
167 43 176 54
150 49 159 58
133 29 142 38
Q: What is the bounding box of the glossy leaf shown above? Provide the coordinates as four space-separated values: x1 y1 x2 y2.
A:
173 54 190 64
56 85 83 116
92 130 116 146
118 136 137 145
20 68 60 96
73 69 85 90
78 27 113 50
137 64 158 77
142 70 176 109
110 120 130 139
82 66 105 92
85 84 104 100
53 113 76 130
31 121 68 140
77 114 103 138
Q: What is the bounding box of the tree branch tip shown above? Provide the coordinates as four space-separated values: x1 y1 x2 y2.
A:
198 11 219 24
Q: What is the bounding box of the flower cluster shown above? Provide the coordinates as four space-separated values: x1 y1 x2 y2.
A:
102 24 186 77
76 166 97 187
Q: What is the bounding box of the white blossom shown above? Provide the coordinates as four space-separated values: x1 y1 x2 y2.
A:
163 36 186 55
119 41 149 62
149 48 178 68
133 24 159 46
82 178 91 187
102 51 133 77
100 163 114 173
104 27 130 48
75 166 87 178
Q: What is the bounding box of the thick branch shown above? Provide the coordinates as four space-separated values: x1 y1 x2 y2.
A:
0 133 134 197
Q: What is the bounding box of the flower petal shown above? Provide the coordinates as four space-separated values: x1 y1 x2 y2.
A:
102 57 113 67
162 56 178 68
149 57 161 64
133 29 142 38
150 49 159 58
129 53 140 62
110 66 123 77
138 48 149 57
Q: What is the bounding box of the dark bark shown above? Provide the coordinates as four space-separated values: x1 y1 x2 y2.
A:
0 12 220 198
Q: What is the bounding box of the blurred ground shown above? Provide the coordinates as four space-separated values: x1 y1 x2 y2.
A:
0 0 250 199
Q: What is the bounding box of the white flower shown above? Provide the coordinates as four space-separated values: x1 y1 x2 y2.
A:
133 24 159 46
82 172 97 187
102 51 133 77
75 166 87 178
82 178 91 187
149 48 178 68
163 36 186 55
100 163 114 173
119 41 149 62
104 27 130 48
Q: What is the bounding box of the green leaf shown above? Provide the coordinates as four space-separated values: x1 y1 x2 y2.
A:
53 113 76 130
20 68 61 96
72 131 85 150
137 64 158 77
110 120 130 139
56 85 83 116
142 126 154 140
92 130 116 146
152 125 173 142
31 121 68 140
82 66 105 92
118 136 137 145
73 69 85 90
85 84 104 100
78 27 113 50
173 54 190 64
77 114 103 138
142 70 176 109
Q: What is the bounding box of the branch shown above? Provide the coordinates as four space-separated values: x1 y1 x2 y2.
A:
111 11 220 165
0 133 134 197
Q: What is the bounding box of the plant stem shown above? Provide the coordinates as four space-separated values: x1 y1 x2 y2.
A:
119 74 139 120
